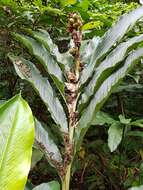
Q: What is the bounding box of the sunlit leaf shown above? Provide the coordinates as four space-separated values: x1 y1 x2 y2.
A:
60 0 77 7
0 94 34 190
82 21 103 30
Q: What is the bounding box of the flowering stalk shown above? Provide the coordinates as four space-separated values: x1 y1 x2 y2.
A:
62 12 83 190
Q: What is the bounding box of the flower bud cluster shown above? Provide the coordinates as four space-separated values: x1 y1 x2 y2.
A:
67 12 83 51
67 13 83 33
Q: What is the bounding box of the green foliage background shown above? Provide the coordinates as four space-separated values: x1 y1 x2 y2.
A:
1 0 143 189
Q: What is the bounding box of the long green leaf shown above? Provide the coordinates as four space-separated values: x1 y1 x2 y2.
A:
35 119 63 166
8 54 68 134
79 34 143 109
130 119 143 128
27 29 73 70
75 48 143 151
80 6 143 85
114 84 143 93
13 33 65 94
32 181 60 190
127 131 143 138
0 94 34 190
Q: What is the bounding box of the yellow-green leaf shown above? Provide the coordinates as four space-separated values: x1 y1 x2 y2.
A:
60 0 77 7
82 21 103 30
0 94 35 190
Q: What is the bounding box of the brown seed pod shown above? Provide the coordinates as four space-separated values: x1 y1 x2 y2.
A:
65 82 78 93
73 23 79 29
69 47 77 56
77 20 82 26
69 18 74 24
73 13 78 19
67 26 73 33
66 94 74 104
66 71 77 83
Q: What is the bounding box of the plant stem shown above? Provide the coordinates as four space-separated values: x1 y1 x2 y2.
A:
62 163 72 190
62 12 82 190
61 124 75 190
61 59 79 190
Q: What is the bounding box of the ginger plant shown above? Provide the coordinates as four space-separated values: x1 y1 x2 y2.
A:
8 6 143 190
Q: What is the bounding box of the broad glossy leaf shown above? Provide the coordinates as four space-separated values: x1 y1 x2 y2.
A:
32 181 60 190
80 6 143 85
35 119 62 165
79 34 143 109
28 29 73 70
91 111 116 126
0 94 34 190
75 48 143 151
13 33 65 94
108 123 123 152
8 54 68 133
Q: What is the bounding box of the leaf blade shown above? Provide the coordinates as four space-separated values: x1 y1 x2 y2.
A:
8 54 68 134
75 48 143 152
32 181 60 190
91 111 116 126
80 6 143 85
35 119 63 165
28 29 73 70
108 123 123 152
79 34 143 109
0 94 34 190
13 33 65 94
